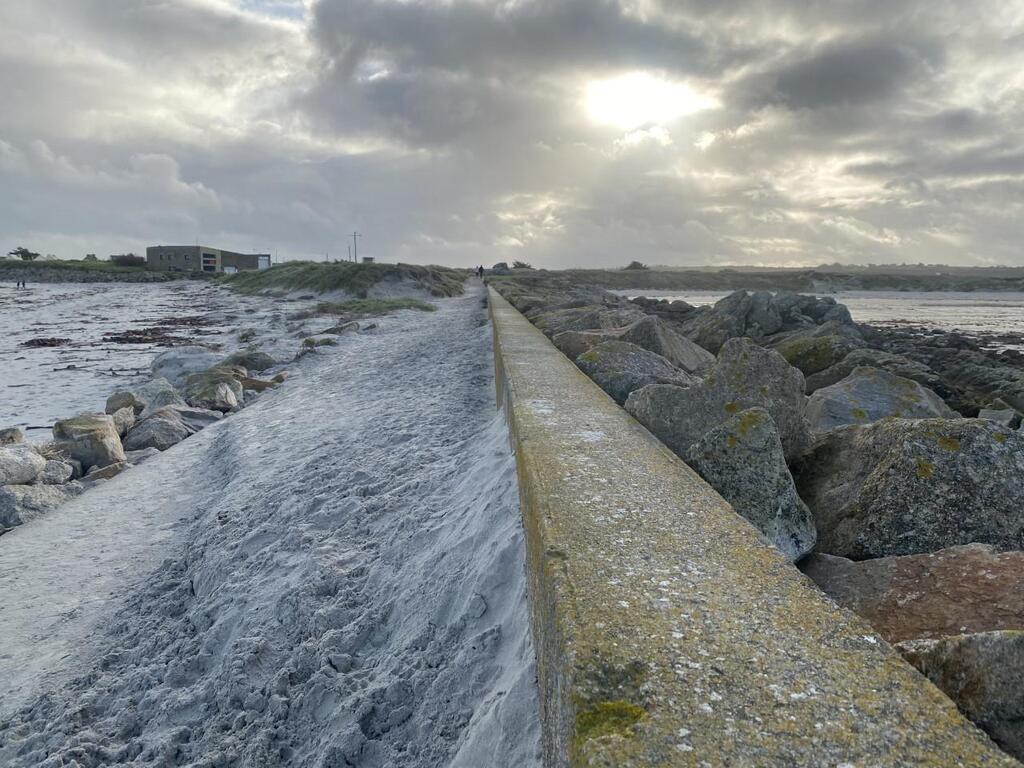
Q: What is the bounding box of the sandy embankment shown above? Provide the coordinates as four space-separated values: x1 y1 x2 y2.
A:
0 287 541 767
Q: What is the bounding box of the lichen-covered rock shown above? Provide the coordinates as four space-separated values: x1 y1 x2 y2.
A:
184 370 244 412
626 337 809 462
0 444 46 485
111 406 136 437
575 341 695 405
805 348 945 395
772 333 861 377
105 390 146 416
794 418 1024 559
554 316 714 375
0 427 24 445
806 367 958 433
51 414 125 472
802 545 1024 644
897 631 1024 761
533 305 646 338
0 482 83 528
223 349 275 372
39 458 74 485
151 346 222 387
685 408 815 561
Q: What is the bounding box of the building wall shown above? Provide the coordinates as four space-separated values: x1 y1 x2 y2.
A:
146 246 271 273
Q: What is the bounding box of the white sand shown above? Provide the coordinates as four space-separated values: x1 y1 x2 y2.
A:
0 286 541 767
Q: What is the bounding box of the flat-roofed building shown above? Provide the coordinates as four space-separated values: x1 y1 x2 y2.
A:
146 245 271 274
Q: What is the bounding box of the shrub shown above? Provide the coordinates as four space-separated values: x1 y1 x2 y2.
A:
110 253 146 267
624 260 649 270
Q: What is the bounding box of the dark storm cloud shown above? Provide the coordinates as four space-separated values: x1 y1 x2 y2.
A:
1 0 1023 266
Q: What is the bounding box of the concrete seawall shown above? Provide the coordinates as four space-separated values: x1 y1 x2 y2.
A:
488 288 1015 767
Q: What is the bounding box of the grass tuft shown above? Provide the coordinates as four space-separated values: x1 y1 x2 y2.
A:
224 261 467 298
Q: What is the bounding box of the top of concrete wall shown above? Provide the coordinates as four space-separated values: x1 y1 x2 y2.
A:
488 288 1015 767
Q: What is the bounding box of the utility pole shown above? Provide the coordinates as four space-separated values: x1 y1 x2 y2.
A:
348 245 352 261
352 231 361 262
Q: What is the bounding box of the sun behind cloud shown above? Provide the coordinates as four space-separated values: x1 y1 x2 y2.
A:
585 72 719 131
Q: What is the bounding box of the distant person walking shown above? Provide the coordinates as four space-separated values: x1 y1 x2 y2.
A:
476 265 484 279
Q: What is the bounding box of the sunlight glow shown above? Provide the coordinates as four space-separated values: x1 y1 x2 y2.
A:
585 72 718 130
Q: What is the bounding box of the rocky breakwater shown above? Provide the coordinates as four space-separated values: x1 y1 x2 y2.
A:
491 275 1024 761
0 346 288 535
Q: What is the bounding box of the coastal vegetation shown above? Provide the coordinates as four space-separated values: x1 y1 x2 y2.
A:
225 260 467 297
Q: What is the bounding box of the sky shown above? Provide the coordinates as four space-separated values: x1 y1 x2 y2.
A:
1 0 1023 268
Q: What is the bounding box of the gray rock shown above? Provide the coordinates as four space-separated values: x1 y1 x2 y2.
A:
0 444 46 485
575 341 696 405
533 305 646 338
553 316 714 374
746 291 783 336
795 418 1024 559
978 408 1019 428
0 427 24 445
685 408 815 561
123 408 194 452
52 413 126 472
0 483 82 528
136 377 187 417
112 406 136 437
897 631 1024 761
105 390 145 416
770 329 863 377
626 337 809 462
184 370 244 412
806 367 958 433
125 447 161 465
805 348 945 394
39 458 74 485
223 349 275 372
84 461 130 481
151 346 222 387
171 405 224 432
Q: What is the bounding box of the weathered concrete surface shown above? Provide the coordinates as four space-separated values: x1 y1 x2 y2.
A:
488 289 1014 767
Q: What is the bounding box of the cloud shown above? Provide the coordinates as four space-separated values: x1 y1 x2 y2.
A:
1 0 1024 266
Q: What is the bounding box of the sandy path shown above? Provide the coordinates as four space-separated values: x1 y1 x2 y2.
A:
0 286 541 767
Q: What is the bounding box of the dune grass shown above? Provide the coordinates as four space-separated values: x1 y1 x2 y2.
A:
224 261 467 297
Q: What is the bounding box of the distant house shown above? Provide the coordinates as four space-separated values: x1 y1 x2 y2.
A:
146 245 271 274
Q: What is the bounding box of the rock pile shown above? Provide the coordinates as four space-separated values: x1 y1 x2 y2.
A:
0 346 286 535
491 276 1024 759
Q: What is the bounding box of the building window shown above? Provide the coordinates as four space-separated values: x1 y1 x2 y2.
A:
184 254 190 261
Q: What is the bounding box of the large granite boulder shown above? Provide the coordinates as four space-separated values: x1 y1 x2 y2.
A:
0 427 24 445
898 631 1024 761
554 316 714 375
802 544 1024 644
135 378 187 418
0 483 83 528
771 328 863 377
533 305 646 338
123 404 219 452
39 458 75 485
685 408 815 561
184 370 244 412
626 337 809 462
805 348 945 395
111 406 136 437
223 349 275 373
105 390 146 416
806 367 958 433
0 444 46 485
795 418 1024 559
51 414 125 472
151 346 222 387
575 341 696 405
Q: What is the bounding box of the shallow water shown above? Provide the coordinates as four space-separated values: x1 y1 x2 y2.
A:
620 289 1024 339
0 283 317 438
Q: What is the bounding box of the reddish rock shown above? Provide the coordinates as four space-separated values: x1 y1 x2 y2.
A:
801 544 1024 644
